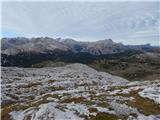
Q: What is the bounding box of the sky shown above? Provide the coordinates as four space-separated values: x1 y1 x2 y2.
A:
1 1 160 45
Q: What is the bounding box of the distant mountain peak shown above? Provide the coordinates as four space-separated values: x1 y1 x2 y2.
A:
97 38 115 44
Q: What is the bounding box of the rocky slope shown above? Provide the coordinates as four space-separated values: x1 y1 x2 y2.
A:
1 64 160 120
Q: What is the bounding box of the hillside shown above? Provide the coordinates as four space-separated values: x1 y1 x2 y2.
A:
1 64 160 120
90 52 160 81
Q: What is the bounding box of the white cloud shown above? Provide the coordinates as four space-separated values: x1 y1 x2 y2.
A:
1 1 160 45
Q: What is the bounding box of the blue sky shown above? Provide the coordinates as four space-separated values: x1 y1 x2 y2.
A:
1 1 160 45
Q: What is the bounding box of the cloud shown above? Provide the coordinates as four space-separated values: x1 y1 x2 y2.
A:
1 1 160 45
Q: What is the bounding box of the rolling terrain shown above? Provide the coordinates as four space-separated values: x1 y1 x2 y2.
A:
1 64 160 120
89 52 160 81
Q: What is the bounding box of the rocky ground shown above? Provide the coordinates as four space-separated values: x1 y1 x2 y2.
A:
1 63 160 120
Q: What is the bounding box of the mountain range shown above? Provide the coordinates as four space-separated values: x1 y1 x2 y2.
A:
1 37 153 55
1 37 157 67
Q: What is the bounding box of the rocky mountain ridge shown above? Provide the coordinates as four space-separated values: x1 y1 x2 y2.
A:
1 37 153 55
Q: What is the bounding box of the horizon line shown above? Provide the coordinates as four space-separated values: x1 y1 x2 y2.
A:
1 36 159 46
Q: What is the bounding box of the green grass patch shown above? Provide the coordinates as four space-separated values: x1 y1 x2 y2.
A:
60 97 85 103
88 112 121 120
17 82 42 89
